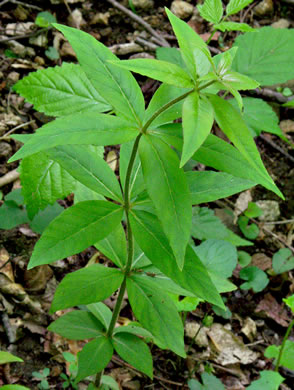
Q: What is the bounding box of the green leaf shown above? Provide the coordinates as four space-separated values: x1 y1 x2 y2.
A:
101 376 119 390
232 27 294 86
273 248 294 274
76 335 113 382
165 8 211 80
187 171 255 205
194 239 237 293
54 24 144 126
0 386 30 390
156 47 186 68
0 351 23 364
47 145 122 202
0 200 28 229
265 341 294 370
192 207 252 246
110 59 193 88
112 332 153 378
126 274 185 357
229 98 285 139
238 216 259 240
5 188 23 205
181 93 214 166
29 203 64 234
74 182 105 203
197 0 223 24
240 266 269 292
139 135 192 269
87 302 112 329
50 264 123 312
238 250 251 267
45 46 59 61
48 310 105 339
9 114 138 163
95 223 127 268
221 71 259 90
208 95 283 199
143 83 190 128
120 141 145 200
113 325 154 340
170 295 201 312
214 21 254 32
244 202 263 218
283 294 294 313
35 11 56 27
28 201 123 268
20 152 74 219
14 63 110 117
226 0 254 15
247 370 284 390
188 372 225 390
129 209 224 308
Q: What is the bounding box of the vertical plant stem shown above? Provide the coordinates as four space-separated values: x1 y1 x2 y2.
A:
94 134 142 387
274 318 294 372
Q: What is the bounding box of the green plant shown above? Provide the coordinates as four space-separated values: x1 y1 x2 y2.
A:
32 368 50 390
34 10 59 61
8 1 292 387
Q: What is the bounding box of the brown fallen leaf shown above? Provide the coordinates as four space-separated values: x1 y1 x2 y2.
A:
255 293 290 327
0 247 14 282
251 253 272 271
208 323 259 365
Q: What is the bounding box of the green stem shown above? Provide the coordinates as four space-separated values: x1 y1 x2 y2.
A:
142 90 194 133
206 29 216 45
94 371 103 387
275 318 294 372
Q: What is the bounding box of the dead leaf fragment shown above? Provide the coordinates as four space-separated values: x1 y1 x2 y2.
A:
235 191 252 218
0 247 14 282
241 317 257 342
208 323 258 365
185 322 209 347
255 293 290 327
251 253 272 271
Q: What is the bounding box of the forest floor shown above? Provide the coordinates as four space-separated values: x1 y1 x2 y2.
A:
0 0 294 389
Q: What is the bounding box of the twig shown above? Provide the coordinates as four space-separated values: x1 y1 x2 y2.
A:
0 120 35 141
281 0 294 5
263 219 294 225
259 134 294 164
0 169 20 187
0 0 9 7
0 28 47 43
106 0 170 47
251 88 292 104
135 37 158 51
220 198 294 254
112 355 189 387
11 0 42 10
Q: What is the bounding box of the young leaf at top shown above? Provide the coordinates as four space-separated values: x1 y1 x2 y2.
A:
112 333 153 378
226 0 254 16
126 274 186 357
76 335 113 382
50 264 124 312
208 95 283 199
47 145 123 203
48 310 105 340
13 63 111 117
197 0 223 24
283 294 294 313
19 152 75 219
9 113 139 163
232 27 294 85
129 209 224 308
181 93 214 166
139 135 192 269
110 59 194 88
54 24 144 126
186 171 255 205
28 200 123 269
165 8 211 81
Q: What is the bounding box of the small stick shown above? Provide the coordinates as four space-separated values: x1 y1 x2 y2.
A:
263 219 294 225
106 0 170 47
252 88 292 104
11 0 42 10
259 134 294 165
135 37 158 51
281 0 294 5
0 28 47 43
0 169 20 188
0 120 35 141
